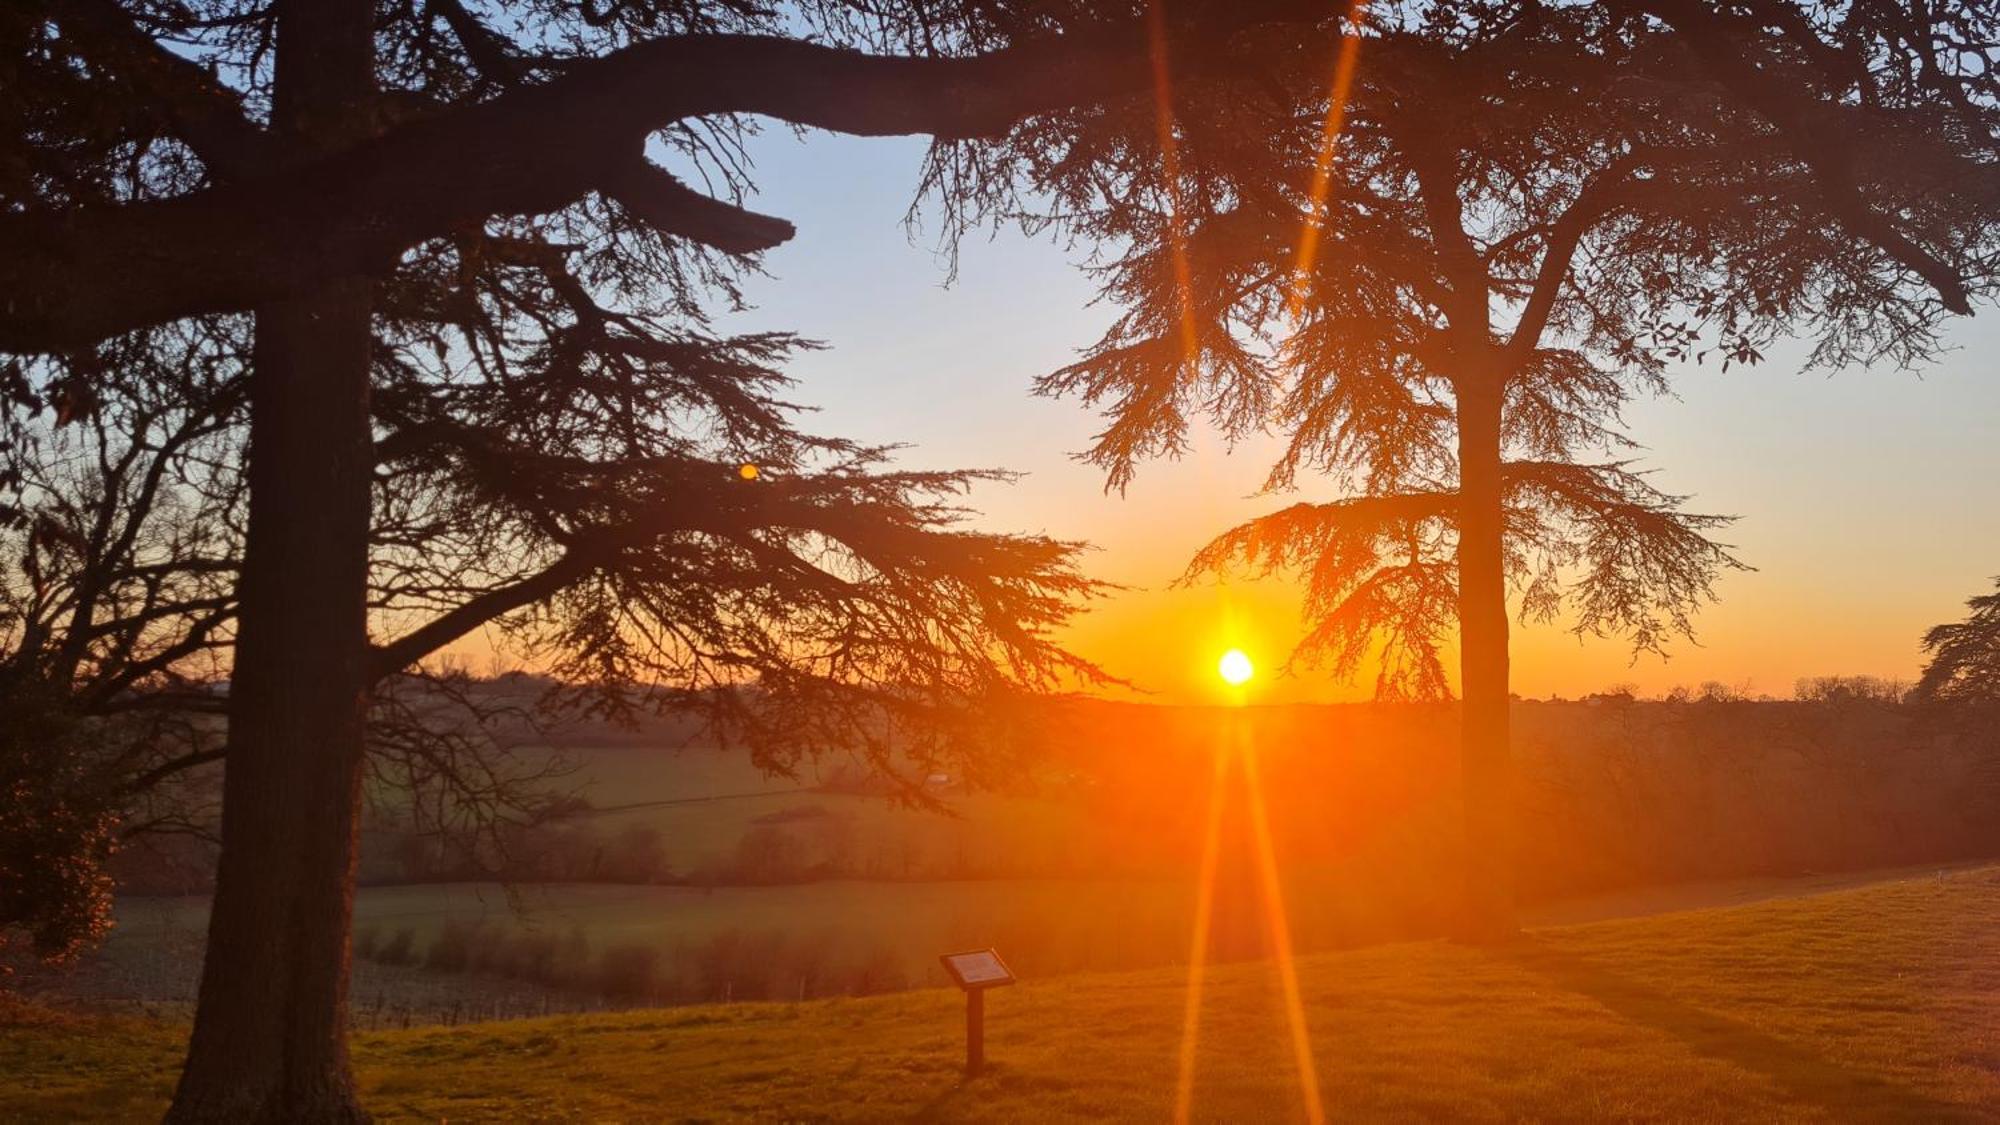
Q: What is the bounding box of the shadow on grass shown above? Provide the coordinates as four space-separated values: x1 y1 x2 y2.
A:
1499 938 1972 1121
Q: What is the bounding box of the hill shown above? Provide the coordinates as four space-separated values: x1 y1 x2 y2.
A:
9 864 1997 1121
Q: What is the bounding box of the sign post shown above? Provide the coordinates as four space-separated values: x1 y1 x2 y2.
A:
939 948 1015 1076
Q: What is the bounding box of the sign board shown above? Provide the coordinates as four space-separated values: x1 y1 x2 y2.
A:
940 948 1015 990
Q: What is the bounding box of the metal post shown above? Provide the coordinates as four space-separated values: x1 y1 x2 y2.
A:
965 987 985 1076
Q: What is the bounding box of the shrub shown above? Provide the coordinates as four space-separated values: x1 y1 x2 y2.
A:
0 682 118 968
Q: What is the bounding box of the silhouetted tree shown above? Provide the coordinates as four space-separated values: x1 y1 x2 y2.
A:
0 1 1336 1116
939 0 1999 935
1914 579 2000 702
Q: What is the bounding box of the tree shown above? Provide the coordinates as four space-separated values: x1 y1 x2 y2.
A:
1914 579 2000 702
937 0 1998 935
3 1 1328 1116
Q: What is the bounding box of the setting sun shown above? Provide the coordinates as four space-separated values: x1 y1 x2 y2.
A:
1218 648 1254 686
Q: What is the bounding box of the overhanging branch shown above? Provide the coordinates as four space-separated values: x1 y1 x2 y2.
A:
1 8 1318 354
368 547 599 681
598 161 796 256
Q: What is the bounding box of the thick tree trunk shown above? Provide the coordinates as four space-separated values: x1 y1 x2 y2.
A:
167 2 376 1121
1454 372 1516 941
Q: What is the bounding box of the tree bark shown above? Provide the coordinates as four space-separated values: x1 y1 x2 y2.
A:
1454 368 1516 941
166 1 376 1120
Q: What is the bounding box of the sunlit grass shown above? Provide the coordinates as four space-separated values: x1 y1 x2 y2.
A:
7 866 1997 1121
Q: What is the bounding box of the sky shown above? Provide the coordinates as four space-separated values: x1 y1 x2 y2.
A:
707 127 2000 706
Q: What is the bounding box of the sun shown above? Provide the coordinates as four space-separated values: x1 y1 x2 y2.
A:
1217 648 1254 686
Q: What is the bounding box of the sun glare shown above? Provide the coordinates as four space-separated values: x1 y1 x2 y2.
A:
1218 648 1254 686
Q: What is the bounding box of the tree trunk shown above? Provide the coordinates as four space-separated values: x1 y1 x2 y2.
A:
1454 370 1516 940
167 2 376 1120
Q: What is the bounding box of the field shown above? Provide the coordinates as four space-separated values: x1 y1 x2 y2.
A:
489 740 1097 881
9 864 1997 1121
58 699 2000 1022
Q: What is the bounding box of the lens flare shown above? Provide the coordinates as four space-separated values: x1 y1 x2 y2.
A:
1172 747 1232 1125
1218 648 1254 686
1284 0 1370 324
1242 741 1327 1124
1145 0 1200 366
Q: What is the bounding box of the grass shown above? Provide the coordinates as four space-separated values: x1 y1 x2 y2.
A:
8 865 1998 1122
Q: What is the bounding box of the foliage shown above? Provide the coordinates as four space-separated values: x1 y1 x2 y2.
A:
0 679 116 966
1914 578 2000 702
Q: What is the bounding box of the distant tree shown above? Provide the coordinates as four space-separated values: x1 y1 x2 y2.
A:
942 0 1999 935
1914 579 2000 702
1795 675 1908 704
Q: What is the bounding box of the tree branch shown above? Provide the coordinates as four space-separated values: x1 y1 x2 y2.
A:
1645 0 1973 313
597 160 796 255
1501 153 1649 362
47 0 275 177
368 547 600 680
1 10 1317 354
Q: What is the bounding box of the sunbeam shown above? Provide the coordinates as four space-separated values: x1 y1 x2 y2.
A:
1284 0 1370 323
1172 745 1233 1125
1146 0 1201 364
1243 736 1328 1124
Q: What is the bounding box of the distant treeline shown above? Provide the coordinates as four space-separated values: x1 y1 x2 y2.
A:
1041 696 2000 907
298 694 2000 1011
116 696 2000 911
404 696 2000 908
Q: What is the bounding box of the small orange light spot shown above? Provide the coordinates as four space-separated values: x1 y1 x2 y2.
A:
738 463 759 481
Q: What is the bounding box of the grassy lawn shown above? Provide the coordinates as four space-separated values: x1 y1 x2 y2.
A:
7 865 1997 1121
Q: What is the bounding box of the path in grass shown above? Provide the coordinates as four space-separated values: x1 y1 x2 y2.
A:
7 865 1997 1121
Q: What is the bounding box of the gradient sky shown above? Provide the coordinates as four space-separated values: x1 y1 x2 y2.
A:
711 128 2000 705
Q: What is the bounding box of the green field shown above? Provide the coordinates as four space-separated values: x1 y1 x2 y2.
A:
10 864 1996 1121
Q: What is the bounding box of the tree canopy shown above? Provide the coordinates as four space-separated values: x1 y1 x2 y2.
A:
1915 578 2000 702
